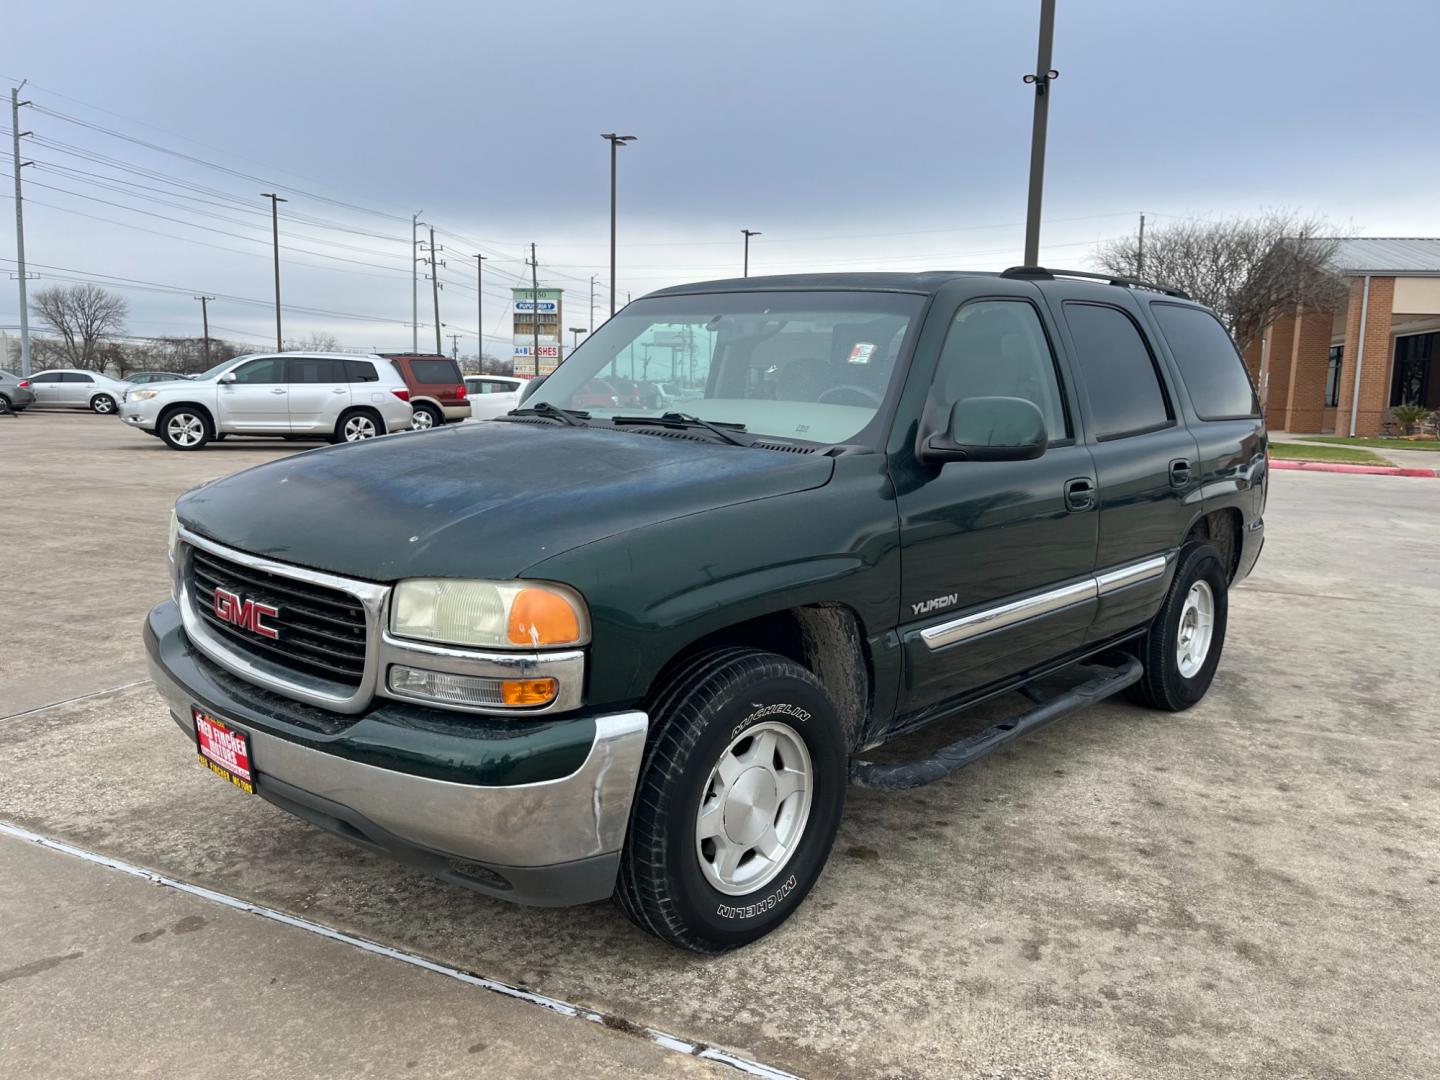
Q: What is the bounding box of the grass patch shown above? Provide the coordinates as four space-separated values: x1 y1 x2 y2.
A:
1306 435 1440 452
1270 441 1392 465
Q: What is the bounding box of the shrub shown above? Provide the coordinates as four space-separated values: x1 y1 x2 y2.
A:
1390 404 1433 436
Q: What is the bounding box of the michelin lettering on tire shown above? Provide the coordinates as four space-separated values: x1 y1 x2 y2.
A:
731 701 810 740
717 874 798 919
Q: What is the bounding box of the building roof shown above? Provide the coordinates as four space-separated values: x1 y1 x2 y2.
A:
1328 237 1440 276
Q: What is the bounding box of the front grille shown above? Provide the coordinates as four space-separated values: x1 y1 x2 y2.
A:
187 546 369 689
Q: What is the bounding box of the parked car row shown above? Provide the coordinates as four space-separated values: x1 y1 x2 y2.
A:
4 352 534 449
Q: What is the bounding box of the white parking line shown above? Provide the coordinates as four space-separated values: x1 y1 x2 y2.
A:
0 820 802 1080
0 679 153 723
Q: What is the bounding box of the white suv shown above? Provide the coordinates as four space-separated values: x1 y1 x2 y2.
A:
119 352 414 451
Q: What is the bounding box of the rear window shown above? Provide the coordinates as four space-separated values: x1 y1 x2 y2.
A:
345 359 379 382
1149 303 1261 420
408 358 461 384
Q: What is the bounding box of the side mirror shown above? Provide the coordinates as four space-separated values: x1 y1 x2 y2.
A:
518 374 547 405
920 396 1047 464
218 370 237 385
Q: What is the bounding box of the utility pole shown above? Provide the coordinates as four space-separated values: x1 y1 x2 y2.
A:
194 295 214 364
447 332 461 361
11 83 34 377
475 253 486 366
741 229 761 277
421 226 443 354
1021 0 1058 267
600 133 636 316
528 242 540 373
261 193 287 349
589 274 597 335
411 211 423 353
1136 212 1146 278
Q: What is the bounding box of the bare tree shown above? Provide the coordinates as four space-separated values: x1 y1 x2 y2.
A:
283 330 342 352
30 284 129 371
1094 211 1348 351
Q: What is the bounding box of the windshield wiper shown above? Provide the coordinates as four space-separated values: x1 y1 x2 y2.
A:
610 411 752 447
505 401 590 427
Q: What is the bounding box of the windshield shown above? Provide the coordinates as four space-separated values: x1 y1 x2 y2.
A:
528 290 925 444
195 356 251 381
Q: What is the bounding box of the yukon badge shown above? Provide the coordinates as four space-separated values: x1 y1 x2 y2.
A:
912 593 959 617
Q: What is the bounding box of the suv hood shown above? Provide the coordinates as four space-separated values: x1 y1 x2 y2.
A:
178 420 835 581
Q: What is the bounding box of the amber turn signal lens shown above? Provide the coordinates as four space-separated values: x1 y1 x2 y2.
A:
507 588 582 646
501 677 559 706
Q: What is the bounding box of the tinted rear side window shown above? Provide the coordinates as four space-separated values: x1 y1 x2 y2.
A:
410 358 461 383
1062 302 1172 439
1150 303 1260 420
287 357 346 384
345 359 379 382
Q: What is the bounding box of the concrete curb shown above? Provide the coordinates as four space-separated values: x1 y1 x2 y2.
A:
1270 459 1439 478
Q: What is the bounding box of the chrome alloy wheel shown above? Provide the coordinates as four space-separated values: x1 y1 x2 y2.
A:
343 414 379 441
92 395 115 414
410 408 435 429
1176 579 1216 678
695 721 813 896
166 412 205 447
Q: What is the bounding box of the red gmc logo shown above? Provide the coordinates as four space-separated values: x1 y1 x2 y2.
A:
212 587 280 640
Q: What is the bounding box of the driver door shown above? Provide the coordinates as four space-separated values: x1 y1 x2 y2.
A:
892 281 1099 720
217 356 290 432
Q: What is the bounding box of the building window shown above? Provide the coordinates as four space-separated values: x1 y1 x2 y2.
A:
1390 332 1437 408
1325 345 1343 408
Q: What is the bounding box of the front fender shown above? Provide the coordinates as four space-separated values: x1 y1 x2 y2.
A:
522 453 902 708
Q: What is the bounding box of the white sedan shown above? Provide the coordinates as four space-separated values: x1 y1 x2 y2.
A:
463 375 528 421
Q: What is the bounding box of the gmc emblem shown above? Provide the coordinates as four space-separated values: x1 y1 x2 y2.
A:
213 587 280 640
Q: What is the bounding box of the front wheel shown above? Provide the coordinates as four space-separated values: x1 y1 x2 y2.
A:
91 394 116 415
158 407 212 451
1128 542 1229 711
615 648 847 953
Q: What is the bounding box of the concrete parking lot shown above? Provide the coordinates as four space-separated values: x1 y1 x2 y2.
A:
3 412 1439 1078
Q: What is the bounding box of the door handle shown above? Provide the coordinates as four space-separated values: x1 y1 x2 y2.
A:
271 388 287 395
1064 478 1095 512
1169 459 1193 488
332 388 346 394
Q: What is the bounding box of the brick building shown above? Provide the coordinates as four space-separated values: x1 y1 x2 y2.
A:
1243 238 1440 435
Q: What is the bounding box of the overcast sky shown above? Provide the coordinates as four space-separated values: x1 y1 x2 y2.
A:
3 0 1437 356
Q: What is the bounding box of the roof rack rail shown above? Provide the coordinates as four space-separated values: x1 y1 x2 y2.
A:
1000 265 1191 300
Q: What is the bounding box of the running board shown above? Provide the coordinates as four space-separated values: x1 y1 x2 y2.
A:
849 654 1143 790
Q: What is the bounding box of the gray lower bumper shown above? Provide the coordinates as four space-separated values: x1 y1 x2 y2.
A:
148 604 648 906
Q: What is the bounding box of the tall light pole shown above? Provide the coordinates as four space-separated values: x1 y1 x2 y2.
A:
589 274 597 334
261 193 287 350
600 133 636 316
528 243 540 373
1021 0 1058 268
411 211 423 353
12 82 34 376
741 228 761 277
475 253 486 366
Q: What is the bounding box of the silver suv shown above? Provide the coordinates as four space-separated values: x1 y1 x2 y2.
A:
119 352 415 451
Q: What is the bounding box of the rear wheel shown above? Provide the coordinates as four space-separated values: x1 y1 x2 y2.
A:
333 408 382 444
410 402 442 430
158 407 212 451
1127 542 1229 711
615 648 847 953
91 394 116 415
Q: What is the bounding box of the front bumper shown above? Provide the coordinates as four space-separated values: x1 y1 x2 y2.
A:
145 600 648 906
119 397 161 431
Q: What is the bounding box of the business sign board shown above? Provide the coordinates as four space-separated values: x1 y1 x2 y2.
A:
513 344 561 359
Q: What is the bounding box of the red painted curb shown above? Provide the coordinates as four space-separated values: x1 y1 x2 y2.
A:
1269 459 1438 478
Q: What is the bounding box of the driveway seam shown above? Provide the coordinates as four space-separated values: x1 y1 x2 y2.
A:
0 679 153 723
0 819 802 1080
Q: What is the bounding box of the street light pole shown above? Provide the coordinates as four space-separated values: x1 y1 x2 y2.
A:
741 228 761 277
1021 0 1059 268
412 211 422 353
261 193 287 350
475 253 486 366
11 83 34 377
600 133 636 316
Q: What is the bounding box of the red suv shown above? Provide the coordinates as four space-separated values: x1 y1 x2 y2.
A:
379 354 471 428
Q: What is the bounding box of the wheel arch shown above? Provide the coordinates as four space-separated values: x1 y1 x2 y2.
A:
157 400 216 429
1184 506 1244 582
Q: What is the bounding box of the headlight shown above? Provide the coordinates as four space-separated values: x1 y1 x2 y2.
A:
167 509 180 562
390 579 588 649
131 389 160 401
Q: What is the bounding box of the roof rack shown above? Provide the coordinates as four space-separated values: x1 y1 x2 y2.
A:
1000 265 1190 300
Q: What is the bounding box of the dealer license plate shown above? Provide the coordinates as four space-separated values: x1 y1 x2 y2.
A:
193 708 255 794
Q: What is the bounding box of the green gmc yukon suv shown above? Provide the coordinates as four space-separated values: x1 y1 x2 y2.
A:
145 268 1266 952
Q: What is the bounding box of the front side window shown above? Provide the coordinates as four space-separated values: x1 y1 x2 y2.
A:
230 358 284 384
529 290 925 445
1149 303 1259 420
1063 302 1172 439
932 299 1068 441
